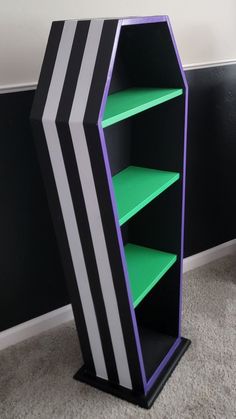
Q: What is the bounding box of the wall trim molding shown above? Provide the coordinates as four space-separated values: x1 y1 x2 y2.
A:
183 238 236 273
1 58 236 93
0 305 73 351
184 58 236 71
0 239 235 351
0 83 36 94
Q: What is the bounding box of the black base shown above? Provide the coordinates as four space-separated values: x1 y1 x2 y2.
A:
74 337 191 409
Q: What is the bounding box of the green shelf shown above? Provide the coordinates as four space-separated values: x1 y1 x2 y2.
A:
113 166 179 226
124 244 177 308
102 87 183 128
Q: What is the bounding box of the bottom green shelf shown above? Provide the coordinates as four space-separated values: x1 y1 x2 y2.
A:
124 244 177 308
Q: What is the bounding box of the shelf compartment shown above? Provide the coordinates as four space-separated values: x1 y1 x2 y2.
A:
102 87 183 128
138 327 177 381
113 166 179 226
124 243 177 308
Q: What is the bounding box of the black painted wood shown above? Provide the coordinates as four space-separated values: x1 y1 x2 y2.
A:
137 329 176 381
109 22 184 93
135 262 180 338
0 64 235 331
55 21 119 382
31 20 97 374
75 337 191 409
105 20 186 386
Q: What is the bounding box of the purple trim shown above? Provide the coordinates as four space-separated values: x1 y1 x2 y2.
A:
166 16 188 336
97 19 146 390
121 15 167 26
145 337 181 393
97 15 188 393
178 89 188 334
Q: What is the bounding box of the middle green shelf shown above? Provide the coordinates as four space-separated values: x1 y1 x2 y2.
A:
112 166 180 226
102 87 183 127
124 243 177 308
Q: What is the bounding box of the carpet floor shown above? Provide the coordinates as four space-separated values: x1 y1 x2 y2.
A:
0 255 235 419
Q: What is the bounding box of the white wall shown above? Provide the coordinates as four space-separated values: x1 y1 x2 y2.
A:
1 0 236 88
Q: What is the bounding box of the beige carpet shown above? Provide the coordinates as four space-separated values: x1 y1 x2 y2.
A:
0 255 236 419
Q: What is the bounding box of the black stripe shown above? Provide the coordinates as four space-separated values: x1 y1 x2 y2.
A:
56 20 90 123
83 20 144 392
31 21 64 120
56 20 119 384
30 21 95 375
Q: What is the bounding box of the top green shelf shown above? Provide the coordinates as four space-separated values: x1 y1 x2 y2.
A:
102 87 183 128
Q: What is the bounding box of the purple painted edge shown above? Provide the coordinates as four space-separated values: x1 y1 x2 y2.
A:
145 337 181 393
144 17 189 394
97 19 146 390
121 15 167 26
97 15 188 394
166 16 188 337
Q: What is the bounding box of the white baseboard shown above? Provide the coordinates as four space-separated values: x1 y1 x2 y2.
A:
0 82 37 94
0 239 235 351
183 238 236 273
0 304 73 351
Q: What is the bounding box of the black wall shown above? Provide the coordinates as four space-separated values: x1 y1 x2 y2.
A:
0 91 69 331
185 65 236 256
0 64 235 331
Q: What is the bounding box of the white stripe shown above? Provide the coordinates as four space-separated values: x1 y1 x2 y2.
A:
42 20 107 380
69 20 132 390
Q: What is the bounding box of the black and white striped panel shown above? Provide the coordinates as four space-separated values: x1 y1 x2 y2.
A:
56 20 119 385
31 18 144 391
30 21 96 375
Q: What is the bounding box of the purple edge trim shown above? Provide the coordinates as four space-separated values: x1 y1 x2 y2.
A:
166 16 188 337
145 17 189 394
97 15 188 395
97 18 146 391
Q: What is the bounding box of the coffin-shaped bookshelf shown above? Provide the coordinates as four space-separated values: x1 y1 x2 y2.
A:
31 16 190 409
